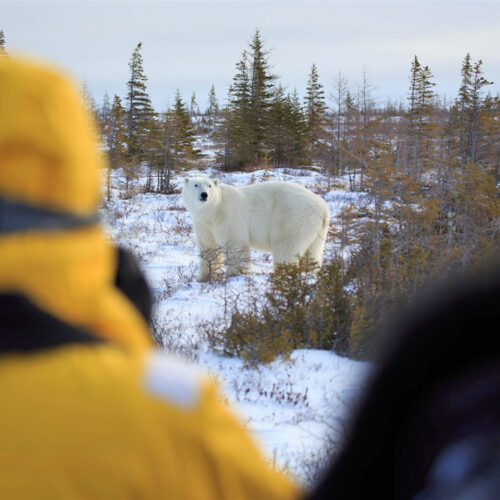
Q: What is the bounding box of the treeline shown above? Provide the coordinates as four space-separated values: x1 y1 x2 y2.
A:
88 30 499 191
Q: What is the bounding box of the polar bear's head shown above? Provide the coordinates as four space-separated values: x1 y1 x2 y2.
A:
182 177 220 214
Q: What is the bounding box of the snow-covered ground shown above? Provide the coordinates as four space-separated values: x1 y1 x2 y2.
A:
102 166 373 489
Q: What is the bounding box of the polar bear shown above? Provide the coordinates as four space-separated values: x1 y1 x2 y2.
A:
182 177 330 281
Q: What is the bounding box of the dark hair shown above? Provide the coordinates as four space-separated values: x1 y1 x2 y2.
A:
114 247 153 326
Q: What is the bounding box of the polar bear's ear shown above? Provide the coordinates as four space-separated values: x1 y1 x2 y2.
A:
184 178 189 185
214 179 219 187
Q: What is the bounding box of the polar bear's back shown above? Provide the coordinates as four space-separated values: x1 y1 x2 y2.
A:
239 181 325 211
235 181 329 251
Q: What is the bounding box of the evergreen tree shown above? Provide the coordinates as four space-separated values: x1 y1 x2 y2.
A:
161 89 199 175
454 54 493 166
457 54 473 117
405 56 436 182
213 103 235 171
222 53 254 169
267 86 311 168
80 79 98 121
268 85 288 168
219 30 276 170
406 56 421 176
414 64 436 175
155 110 175 194
126 42 155 163
479 94 500 184
190 92 199 119
206 84 219 131
0 30 7 57
304 63 327 157
173 89 198 158
98 93 111 132
248 29 276 162
103 95 129 200
287 89 310 167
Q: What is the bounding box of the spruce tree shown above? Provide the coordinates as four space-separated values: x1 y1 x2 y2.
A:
155 110 175 194
103 95 129 200
206 84 219 131
457 53 473 116
287 89 310 167
304 63 327 156
414 64 436 176
406 56 421 176
268 85 287 168
406 56 436 182
98 93 111 133
267 86 310 169
174 89 198 157
80 80 98 121
0 30 7 56
479 94 500 184
223 53 254 169
453 54 493 167
466 58 493 164
143 132 161 194
190 92 199 119
220 30 276 170
248 29 275 163
162 89 199 173
126 42 155 162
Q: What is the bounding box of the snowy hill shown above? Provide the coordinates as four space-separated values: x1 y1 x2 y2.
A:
102 166 372 488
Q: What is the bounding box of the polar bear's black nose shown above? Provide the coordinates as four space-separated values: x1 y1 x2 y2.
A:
200 192 208 200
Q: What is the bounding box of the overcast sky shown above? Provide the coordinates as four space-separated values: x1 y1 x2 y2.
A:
1 1 499 110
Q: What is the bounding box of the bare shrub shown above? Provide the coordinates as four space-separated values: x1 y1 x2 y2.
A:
171 213 192 236
102 198 136 227
150 314 202 361
119 183 147 200
198 246 225 283
154 265 198 302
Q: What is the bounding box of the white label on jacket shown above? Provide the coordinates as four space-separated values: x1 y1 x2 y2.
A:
143 351 204 409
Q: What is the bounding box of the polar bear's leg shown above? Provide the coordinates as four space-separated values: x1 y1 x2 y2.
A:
223 243 251 277
272 230 327 269
193 221 222 281
306 233 327 266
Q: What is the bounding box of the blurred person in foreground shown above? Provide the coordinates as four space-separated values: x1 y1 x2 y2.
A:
309 262 500 500
0 56 300 500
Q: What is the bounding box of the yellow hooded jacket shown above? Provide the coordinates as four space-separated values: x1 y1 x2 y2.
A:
0 57 300 500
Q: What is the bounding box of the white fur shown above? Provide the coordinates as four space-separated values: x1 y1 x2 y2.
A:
182 177 330 281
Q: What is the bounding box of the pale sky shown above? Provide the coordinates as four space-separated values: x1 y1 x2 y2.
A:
1 1 499 110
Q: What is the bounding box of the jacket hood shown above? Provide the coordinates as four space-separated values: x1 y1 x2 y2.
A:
0 57 152 352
